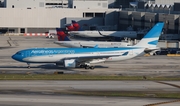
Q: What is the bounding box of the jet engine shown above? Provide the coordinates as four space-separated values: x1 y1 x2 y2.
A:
63 59 76 68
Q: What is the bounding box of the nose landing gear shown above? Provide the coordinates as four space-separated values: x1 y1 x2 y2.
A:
27 63 30 69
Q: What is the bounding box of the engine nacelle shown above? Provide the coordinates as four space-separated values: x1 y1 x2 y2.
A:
64 59 76 68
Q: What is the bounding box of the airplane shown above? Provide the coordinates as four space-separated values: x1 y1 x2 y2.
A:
66 20 137 39
12 22 164 69
54 28 131 48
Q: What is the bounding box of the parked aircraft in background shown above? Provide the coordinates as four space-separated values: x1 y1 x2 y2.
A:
65 20 81 31
66 20 137 39
54 28 131 48
12 22 164 69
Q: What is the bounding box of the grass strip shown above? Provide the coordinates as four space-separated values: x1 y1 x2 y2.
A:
59 91 180 99
0 74 180 80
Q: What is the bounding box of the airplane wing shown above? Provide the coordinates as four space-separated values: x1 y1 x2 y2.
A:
64 55 117 64
63 51 129 64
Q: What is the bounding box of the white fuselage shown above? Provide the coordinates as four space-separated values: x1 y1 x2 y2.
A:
54 41 131 48
69 31 137 38
22 48 145 64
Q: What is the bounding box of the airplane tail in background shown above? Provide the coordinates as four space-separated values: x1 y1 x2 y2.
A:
56 28 71 41
72 20 81 31
65 24 74 31
135 22 164 49
65 20 82 31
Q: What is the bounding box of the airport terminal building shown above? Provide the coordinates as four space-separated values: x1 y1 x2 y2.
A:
0 0 119 33
1 0 180 41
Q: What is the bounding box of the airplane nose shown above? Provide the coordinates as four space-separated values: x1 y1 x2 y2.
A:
12 54 22 62
12 54 17 60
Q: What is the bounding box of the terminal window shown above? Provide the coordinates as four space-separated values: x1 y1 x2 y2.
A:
46 3 63 5
20 28 25 33
95 13 104 17
85 13 94 17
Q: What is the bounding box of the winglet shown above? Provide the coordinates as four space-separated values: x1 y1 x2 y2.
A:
98 30 107 37
94 45 99 48
98 30 103 35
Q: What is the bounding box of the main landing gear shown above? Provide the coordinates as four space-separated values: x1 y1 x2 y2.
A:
27 63 30 69
80 64 94 70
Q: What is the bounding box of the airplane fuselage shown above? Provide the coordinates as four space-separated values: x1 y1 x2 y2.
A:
69 31 137 38
12 47 145 64
54 41 131 48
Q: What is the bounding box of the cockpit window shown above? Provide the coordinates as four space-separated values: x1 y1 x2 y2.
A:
16 52 22 55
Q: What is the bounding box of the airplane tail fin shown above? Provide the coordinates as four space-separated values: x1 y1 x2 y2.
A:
56 28 71 41
135 22 164 49
71 20 81 31
65 24 74 31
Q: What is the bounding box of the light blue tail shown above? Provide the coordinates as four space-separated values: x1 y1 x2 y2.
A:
135 22 164 48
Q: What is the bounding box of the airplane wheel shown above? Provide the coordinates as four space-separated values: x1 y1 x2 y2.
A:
27 63 30 69
90 66 94 70
80 65 85 68
85 66 89 69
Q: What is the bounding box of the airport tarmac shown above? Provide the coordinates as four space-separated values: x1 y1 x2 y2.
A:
0 80 179 106
0 36 180 106
0 94 179 106
0 36 180 76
